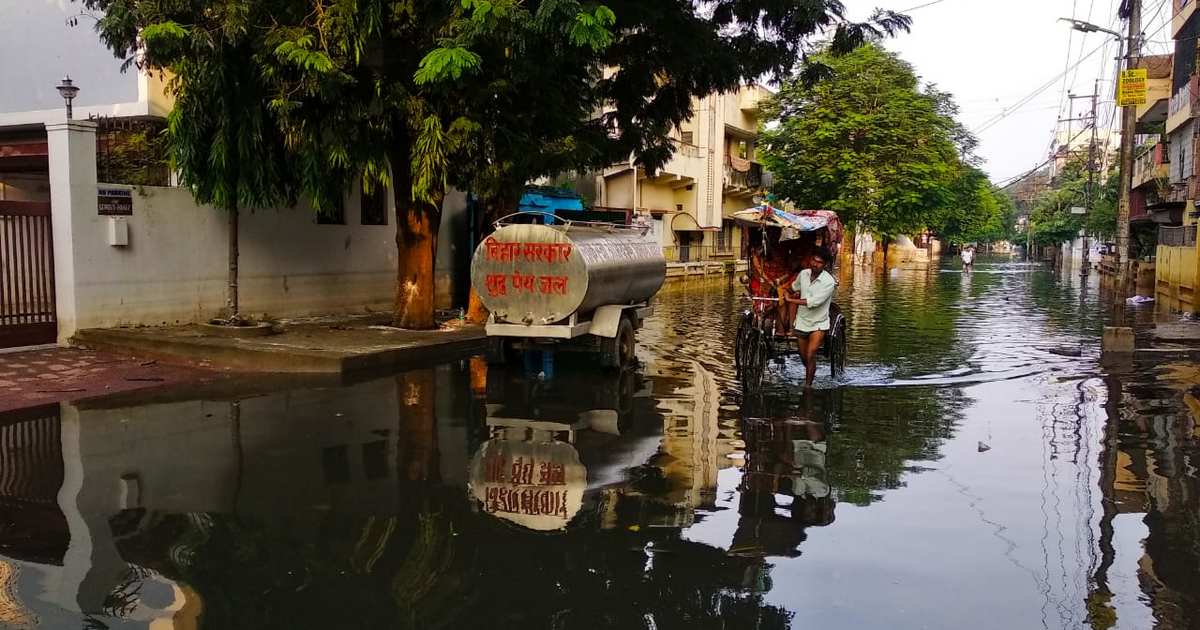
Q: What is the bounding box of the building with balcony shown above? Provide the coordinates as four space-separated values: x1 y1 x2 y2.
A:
1155 1 1200 310
594 84 773 263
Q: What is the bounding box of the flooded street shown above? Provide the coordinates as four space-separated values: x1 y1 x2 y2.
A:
3 255 1199 629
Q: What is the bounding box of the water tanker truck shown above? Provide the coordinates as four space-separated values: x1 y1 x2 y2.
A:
470 216 666 369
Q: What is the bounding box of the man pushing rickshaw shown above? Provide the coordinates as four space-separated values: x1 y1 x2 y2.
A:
735 205 847 391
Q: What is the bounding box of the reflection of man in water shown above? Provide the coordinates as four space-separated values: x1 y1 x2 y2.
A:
732 416 836 556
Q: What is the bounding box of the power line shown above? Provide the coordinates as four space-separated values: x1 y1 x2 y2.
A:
972 40 1110 135
899 0 950 11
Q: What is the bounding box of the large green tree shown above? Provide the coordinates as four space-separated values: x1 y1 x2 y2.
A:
85 5 302 321
759 44 973 248
82 0 908 329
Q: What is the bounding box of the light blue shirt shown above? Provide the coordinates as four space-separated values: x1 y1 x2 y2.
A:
791 269 837 332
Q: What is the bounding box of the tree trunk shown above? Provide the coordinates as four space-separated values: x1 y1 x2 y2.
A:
227 202 240 320
465 192 520 325
396 368 439 483
392 152 443 330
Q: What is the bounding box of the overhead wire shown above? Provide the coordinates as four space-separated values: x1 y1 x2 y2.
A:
972 41 1110 135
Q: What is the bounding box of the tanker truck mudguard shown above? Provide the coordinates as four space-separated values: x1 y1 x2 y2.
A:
470 216 666 369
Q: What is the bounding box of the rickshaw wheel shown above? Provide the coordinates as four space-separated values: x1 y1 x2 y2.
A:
740 323 773 392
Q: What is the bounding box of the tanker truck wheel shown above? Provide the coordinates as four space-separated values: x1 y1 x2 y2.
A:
600 318 636 370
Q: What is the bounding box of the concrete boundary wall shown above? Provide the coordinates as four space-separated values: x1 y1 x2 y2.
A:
71 184 398 328
45 120 423 339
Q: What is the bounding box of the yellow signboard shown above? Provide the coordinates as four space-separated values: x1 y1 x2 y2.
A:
1117 69 1148 107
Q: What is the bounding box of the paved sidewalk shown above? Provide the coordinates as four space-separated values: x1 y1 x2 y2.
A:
74 314 486 374
0 346 219 413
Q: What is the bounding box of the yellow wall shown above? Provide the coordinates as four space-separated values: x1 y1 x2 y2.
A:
1156 244 1198 312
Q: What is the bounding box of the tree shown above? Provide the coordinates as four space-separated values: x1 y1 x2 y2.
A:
82 0 908 329
758 44 970 248
939 166 1016 245
82 4 300 322
1025 155 1116 252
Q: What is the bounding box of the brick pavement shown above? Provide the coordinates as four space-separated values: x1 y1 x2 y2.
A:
0 346 219 413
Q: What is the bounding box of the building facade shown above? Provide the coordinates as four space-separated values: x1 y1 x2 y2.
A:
1154 2 1200 310
593 84 773 263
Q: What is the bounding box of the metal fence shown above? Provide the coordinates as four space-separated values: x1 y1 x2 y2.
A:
1159 224 1197 247
662 245 739 263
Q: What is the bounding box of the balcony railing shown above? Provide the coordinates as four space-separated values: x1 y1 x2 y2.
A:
662 245 739 263
671 138 702 158
1133 141 1170 188
1159 224 1197 247
1169 74 1200 118
724 161 764 190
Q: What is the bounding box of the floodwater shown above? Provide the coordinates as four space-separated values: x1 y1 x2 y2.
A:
2 255 1199 629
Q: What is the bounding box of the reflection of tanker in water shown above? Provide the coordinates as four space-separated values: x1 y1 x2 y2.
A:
468 428 587 531
731 415 836 558
470 363 683 530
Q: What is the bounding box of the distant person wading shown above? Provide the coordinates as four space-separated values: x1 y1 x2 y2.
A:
960 245 976 272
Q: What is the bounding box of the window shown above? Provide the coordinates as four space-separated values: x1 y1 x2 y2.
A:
717 220 734 252
361 184 388 225
737 139 750 160
316 199 346 225
681 131 694 145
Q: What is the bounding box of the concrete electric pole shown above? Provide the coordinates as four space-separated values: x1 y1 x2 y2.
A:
1116 0 1141 277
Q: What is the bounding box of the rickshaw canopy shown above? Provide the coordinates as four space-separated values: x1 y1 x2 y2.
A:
733 205 843 246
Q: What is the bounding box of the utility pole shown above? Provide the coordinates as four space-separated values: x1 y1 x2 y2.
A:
1116 0 1142 280
1084 82 1100 274
1062 90 1098 272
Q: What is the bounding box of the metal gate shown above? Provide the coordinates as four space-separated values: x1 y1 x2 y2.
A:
0 201 56 348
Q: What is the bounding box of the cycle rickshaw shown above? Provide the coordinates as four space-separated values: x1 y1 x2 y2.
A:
733 205 847 391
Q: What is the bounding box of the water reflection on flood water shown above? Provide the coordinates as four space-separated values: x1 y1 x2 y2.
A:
1 256 1199 629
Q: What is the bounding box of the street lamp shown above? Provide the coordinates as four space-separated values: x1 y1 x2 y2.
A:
1057 18 1124 40
56 75 80 120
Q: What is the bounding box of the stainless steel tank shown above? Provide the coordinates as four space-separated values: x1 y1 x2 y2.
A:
471 222 666 325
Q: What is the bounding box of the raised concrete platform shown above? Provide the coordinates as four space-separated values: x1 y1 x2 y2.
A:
1152 322 1200 345
74 314 486 374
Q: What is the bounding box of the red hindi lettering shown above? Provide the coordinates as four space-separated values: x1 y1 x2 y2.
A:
551 276 568 295
511 457 534 485
484 456 505 482
511 273 536 293
485 274 508 296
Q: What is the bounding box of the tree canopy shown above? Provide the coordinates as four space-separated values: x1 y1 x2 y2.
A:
759 44 1012 245
1022 154 1117 249
80 0 910 327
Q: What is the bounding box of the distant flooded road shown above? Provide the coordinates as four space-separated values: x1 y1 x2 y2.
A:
2 255 1198 629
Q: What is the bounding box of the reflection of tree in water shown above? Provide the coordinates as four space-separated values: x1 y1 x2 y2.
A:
751 386 966 507
110 494 790 630
853 266 987 376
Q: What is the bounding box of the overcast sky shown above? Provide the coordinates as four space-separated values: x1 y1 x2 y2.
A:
843 0 1174 184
